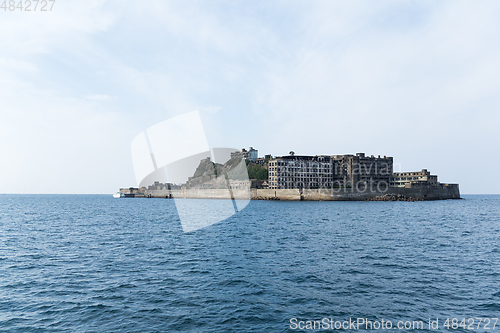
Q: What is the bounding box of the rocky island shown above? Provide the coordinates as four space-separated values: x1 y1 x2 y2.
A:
118 148 460 201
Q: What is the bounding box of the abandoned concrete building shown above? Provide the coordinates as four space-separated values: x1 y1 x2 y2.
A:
268 152 393 189
255 154 272 165
331 153 393 188
390 169 438 188
230 147 258 162
267 152 443 190
268 154 334 189
147 181 180 191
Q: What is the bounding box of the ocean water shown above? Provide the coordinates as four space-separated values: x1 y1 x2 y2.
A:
1 194 499 332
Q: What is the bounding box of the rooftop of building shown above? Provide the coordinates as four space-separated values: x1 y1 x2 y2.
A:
271 152 393 160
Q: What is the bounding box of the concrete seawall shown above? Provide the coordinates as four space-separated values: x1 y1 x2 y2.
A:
142 184 460 201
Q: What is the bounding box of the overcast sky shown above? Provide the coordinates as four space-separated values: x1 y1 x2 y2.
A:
1 0 499 194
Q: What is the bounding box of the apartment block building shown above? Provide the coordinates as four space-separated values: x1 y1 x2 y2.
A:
268 153 334 189
390 169 438 187
268 152 393 189
230 147 258 162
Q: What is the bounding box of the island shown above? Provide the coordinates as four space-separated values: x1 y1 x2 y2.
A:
117 148 460 201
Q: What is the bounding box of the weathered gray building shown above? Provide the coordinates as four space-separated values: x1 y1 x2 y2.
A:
332 153 393 188
230 147 258 162
391 169 438 187
268 154 334 189
269 152 393 190
267 151 448 191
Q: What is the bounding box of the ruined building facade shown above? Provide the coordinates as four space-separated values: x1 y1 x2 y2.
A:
391 169 438 188
268 153 393 190
268 155 334 189
230 147 258 162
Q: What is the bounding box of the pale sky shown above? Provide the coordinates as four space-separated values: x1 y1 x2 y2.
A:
1 0 499 194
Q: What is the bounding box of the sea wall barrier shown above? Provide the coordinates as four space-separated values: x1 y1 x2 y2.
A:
140 184 460 201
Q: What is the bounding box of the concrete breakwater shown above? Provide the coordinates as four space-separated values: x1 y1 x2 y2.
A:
139 184 460 201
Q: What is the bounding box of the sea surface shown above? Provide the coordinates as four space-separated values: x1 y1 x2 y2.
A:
1 194 499 332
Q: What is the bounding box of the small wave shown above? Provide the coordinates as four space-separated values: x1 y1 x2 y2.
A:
474 302 500 311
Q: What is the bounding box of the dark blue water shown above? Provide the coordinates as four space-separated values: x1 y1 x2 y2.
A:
1 195 499 332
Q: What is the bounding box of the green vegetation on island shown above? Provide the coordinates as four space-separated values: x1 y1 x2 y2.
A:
246 161 268 180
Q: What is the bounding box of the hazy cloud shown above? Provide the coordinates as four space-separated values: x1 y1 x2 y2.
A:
0 0 498 193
